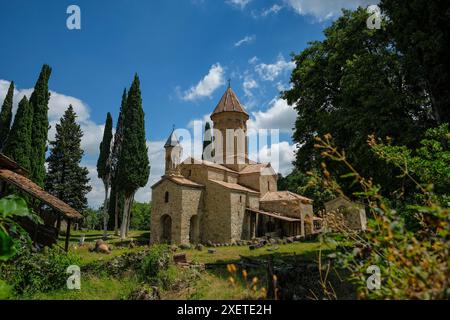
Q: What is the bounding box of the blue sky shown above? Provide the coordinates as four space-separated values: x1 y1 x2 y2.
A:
0 0 374 207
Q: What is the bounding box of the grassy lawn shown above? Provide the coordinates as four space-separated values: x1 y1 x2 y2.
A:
58 230 149 265
19 230 333 300
22 275 139 300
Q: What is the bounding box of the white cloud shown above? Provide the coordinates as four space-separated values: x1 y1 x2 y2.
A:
249 141 296 176
253 4 284 18
227 0 252 9
182 63 225 101
255 54 295 81
248 98 296 133
285 0 376 21
1 80 104 158
234 35 255 47
248 56 259 65
243 75 258 98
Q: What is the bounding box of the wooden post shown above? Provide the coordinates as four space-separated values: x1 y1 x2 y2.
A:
64 219 71 252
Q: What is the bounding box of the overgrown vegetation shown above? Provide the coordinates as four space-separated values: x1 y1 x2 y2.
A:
313 126 449 299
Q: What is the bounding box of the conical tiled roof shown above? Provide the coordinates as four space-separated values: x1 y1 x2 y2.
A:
164 128 180 148
211 87 249 117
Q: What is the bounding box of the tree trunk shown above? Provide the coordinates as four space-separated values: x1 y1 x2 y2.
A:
120 192 134 240
126 196 135 236
114 191 119 236
102 180 110 238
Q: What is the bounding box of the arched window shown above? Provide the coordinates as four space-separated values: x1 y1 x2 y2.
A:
164 191 169 203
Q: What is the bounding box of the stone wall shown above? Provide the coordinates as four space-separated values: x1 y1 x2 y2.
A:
150 179 183 244
230 192 247 241
151 179 203 244
180 188 203 244
203 181 232 243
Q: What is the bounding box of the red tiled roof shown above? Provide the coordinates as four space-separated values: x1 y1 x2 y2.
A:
209 179 259 194
260 191 313 204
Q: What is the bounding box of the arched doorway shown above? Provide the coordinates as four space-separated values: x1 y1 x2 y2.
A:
189 215 199 244
160 214 172 243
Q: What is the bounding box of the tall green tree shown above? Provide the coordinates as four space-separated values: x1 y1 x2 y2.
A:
3 96 32 171
45 106 92 213
97 112 113 237
380 0 450 124
202 121 213 161
0 81 14 150
108 89 127 234
29 65 52 187
283 8 432 196
116 75 149 240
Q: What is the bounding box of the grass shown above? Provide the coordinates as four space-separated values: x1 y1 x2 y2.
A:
21 275 139 300
58 230 149 265
10 230 332 300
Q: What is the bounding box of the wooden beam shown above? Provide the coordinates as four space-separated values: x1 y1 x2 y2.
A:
64 219 71 252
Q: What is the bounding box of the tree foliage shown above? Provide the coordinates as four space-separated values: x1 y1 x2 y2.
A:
117 75 150 197
380 0 450 124
284 8 436 197
97 112 113 182
0 81 14 150
3 96 32 171
45 106 91 213
29 65 52 187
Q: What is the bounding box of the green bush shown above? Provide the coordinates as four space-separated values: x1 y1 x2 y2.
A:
139 245 171 286
0 243 80 295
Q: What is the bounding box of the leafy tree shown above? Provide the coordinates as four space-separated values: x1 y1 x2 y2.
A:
278 170 335 210
29 65 52 187
108 89 127 235
283 9 432 197
0 81 14 150
3 96 32 171
130 202 151 230
117 75 150 239
82 208 102 230
380 0 450 125
45 106 92 213
97 112 113 237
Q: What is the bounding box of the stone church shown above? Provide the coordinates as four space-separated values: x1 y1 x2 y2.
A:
150 87 323 245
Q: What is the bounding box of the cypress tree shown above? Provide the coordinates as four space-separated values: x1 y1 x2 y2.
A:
0 81 14 150
3 96 32 171
202 121 214 161
117 75 149 239
45 106 92 213
97 112 113 237
108 89 127 234
29 64 52 187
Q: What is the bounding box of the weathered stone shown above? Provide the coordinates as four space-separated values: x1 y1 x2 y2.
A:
195 244 204 251
208 248 216 254
179 243 191 250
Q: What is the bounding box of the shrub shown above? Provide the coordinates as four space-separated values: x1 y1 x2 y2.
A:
139 245 171 286
313 129 449 299
0 242 81 295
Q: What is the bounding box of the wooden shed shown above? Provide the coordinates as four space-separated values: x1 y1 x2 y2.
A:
0 153 82 251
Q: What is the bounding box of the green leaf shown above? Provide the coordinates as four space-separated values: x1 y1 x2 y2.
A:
0 280 12 300
0 195 31 218
0 230 16 261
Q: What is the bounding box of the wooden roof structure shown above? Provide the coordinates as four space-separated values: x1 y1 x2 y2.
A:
0 154 82 220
